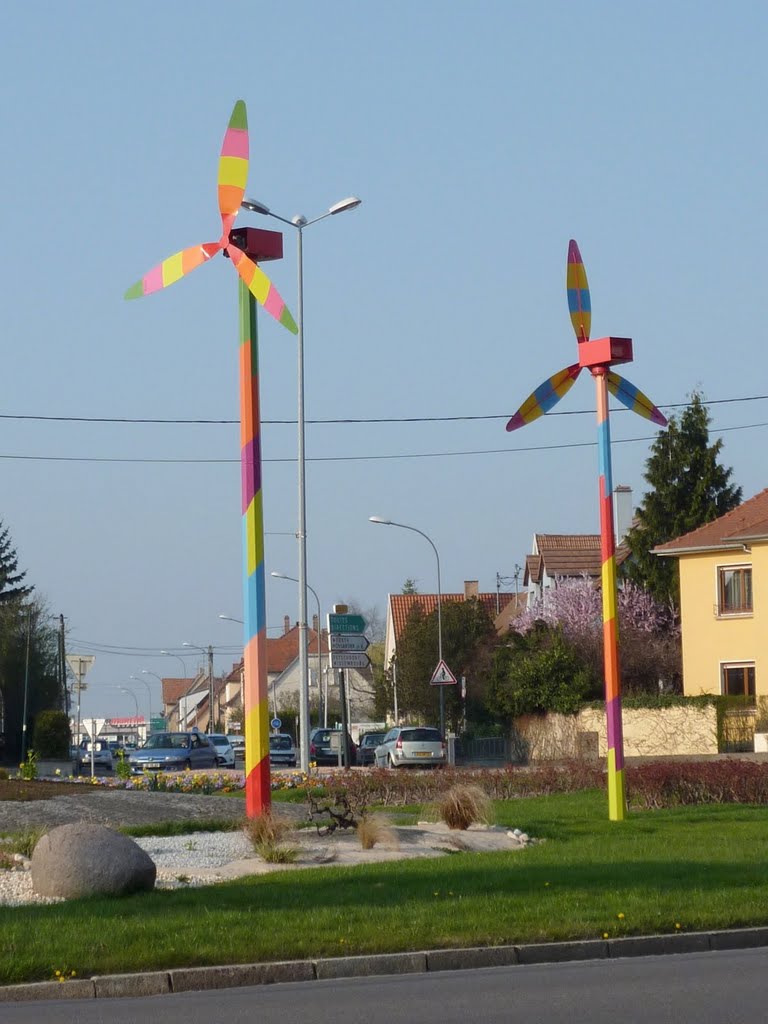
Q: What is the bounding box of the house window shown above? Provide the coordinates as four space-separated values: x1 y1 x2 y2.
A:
721 663 755 698
718 566 752 615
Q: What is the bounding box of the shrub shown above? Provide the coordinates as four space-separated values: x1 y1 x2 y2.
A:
435 784 492 830
114 752 132 781
32 710 70 758
626 760 768 808
19 750 38 781
357 814 399 850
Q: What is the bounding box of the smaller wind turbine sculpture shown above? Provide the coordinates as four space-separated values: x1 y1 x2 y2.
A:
125 100 297 818
506 241 667 821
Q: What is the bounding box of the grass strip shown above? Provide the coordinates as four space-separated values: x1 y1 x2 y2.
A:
3 790 768 985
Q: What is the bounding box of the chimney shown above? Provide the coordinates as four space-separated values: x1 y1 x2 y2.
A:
464 580 479 600
614 486 633 543
284 615 290 634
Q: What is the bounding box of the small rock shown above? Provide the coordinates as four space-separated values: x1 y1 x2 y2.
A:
520 833 529 843
513 828 522 836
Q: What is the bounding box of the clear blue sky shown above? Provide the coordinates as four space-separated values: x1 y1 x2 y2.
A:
1 1 766 719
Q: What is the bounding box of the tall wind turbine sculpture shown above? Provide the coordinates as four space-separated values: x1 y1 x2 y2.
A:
125 100 297 818
506 240 667 821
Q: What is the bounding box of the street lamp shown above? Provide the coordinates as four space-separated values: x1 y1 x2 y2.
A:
369 516 446 736
119 687 139 719
218 613 280 721
160 650 188 678
241 194 361 773
271 571 327 728
135 672 158 730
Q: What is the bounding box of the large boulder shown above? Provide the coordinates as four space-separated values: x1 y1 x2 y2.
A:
30 823 156 898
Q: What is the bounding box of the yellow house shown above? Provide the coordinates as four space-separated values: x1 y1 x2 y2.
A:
654 489 768 701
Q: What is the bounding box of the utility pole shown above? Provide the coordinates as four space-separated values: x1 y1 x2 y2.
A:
20 606 32 761
208 644 215 732
59 614 69 718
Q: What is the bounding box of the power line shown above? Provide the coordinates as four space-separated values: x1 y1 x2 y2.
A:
1 420 767 465
0 392 766 426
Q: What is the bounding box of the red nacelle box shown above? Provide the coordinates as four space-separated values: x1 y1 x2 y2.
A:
578 336 633 369
227 227 284 262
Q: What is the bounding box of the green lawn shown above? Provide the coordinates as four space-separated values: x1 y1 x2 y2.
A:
2 790 768 985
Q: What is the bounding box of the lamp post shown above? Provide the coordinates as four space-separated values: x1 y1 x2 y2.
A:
271 571 326 728
369 516 446 736
241 194 361 773
133 672 157 731
160 650 188 678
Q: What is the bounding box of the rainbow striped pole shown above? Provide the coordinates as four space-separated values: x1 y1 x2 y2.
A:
593 368 626 821
240 279 271 817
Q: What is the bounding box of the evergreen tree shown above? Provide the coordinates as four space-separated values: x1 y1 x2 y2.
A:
0 522 31 604
623 392 742 609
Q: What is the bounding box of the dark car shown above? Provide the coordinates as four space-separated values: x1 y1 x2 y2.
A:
309 728 357 767
128 731 218 773
356 731 387 767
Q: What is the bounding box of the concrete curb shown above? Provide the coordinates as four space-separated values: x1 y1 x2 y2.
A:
2 926 768 1002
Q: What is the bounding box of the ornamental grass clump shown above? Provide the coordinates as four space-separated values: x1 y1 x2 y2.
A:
357 814 399 851
435 784 492 830
243 813 298 863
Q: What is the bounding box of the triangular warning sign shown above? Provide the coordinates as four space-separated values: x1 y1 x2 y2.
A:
430 659 457 686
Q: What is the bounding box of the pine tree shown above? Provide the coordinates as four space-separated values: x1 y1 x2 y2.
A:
623 392 742 609
0 521 31 604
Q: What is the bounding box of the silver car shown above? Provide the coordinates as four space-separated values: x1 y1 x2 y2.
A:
374 727 446 769
208 734 236 768
128 731 218 773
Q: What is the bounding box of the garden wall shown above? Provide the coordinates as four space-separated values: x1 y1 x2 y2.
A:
513 704 719 761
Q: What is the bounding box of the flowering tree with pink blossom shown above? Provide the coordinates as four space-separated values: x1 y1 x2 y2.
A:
512 575 681 695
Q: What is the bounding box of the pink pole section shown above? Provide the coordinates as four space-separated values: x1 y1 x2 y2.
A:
240 279 271 817
594 369 626 821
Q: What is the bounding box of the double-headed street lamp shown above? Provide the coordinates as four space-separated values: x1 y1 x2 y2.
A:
271 571 327 729
369 516 446 736
241 194 361 773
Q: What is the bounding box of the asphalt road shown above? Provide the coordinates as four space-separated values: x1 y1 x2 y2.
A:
5 948 768 1023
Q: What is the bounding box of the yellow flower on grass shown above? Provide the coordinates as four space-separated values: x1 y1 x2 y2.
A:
617 912 625 920
603 933 609 939
675 923 681 930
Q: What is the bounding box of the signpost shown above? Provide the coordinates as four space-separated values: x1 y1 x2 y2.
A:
66 654 95 754
82 717 105 778
327 607 369 767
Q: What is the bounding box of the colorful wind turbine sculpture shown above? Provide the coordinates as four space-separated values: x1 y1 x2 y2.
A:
125 100 298 818
506 240 667 821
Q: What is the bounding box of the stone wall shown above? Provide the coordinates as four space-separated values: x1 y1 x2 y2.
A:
513 704 719 761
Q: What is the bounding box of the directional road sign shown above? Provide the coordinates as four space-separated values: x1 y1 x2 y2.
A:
329 633 370 653
430 659 457 686
327 613 367 634
329 651 371 670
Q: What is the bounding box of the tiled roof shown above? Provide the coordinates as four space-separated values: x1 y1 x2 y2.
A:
525 553 543 585
655 489 766 554
390 593 515 645
493 593 528 633
532 534 630 578
267 625 329 674
161 678 193 706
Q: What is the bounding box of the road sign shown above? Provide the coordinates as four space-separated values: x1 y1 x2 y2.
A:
327 613 367 634
329 633 370 653
82 717 106 737
271 717 282 731
329 651 371 670
66 654 95 680
430 659 457 686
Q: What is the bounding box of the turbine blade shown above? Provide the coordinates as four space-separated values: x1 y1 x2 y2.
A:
506 364 582 431
567 239 591 343
218 100 249 221
227 243 298 334
124 243 221 299
607 372 667 426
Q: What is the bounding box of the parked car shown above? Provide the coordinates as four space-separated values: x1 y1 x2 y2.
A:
374 727 446 769
207 734 236 768
228 734 245 759
128 731 218 773
309 727 357 766
356 731 387 767
77 740 114 773
269 733 297 768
